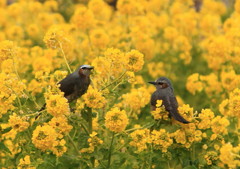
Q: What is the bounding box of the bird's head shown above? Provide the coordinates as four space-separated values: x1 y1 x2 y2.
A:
78 65 94 77
148 77 173 90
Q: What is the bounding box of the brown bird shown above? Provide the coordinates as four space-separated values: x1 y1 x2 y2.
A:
37 65 94 115
149 77 190 124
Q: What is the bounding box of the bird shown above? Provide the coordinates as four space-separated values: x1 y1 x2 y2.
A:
37 65 94 115
148 77 190 124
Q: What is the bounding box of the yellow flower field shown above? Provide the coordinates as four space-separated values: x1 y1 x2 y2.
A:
0 0 240 168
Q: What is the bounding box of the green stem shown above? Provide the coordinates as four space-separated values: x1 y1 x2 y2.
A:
59 42 72 73
191 143 195 163
67 134 79 155
81 122 90 135
115 122 154 137
87 108 92 134
167 161 171 169
101 71 127 91
107 132 115 168
148 144 153 169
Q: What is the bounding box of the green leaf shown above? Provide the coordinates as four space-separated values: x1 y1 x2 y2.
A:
1 127 12 134
183 165 198 169
0 142 11 154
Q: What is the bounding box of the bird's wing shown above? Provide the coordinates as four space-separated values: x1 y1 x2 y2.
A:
150 92 159 110
163 96 190 124
58 75 76 97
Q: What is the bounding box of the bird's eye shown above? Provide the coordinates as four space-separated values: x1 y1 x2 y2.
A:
158 82 164 85
81 67 86 69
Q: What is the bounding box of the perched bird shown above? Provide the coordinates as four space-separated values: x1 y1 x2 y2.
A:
148 77 190 124
37 65 94 113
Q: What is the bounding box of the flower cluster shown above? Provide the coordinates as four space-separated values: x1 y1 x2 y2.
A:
80 132 103 153
151 100 169 121
151 129 173 153
45 92 70 117
105 107 129 133
129 128 151 152
83 86 106 109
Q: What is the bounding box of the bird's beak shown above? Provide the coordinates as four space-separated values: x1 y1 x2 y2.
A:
88 66 94 70
148 81 157 85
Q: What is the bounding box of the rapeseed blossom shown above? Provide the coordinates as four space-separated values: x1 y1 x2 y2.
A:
32 124 58 151
129 128 150 152
105 107 129 133
17 155 36 169
8 113 29 132
45 92 70 117
151 129 173 153
83 86 106 109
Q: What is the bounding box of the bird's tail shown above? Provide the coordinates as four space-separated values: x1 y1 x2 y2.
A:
170 110 190 124
35 103 46 119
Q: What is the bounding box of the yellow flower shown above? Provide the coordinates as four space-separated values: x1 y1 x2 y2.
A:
93 118 99 131
126 49 144 72
90 28 109 49
8 113 29 132
151 100 169 121
45 93 70 117
43 25 73 50
80 132 103 154
83 86 106 109
32 124 58 151
51 139 67 157
17 155 36 169
210 134 217 141
104 48 127 76
43 0 58 12
6 25 24 41
117 0 146 15
88 0 112 20
0 40 17 62
129 128 151 152
88 132 103 148
0 73 26 117
164 26 179 41
92 56 111 80
235 0 240 14
71 6 95 31
177 104 193 122
199 14 222 37
132 32 155 60
173 129 186 145
211 116 230 135
200 73 222 96
151 129 173 153
221 67 240 91
205 36 231 70
147 62 166 79
48 116 72 137
198 109 215 129
1 59 14 73
105 107 129 133
228 88 240 118
186 73 203 95
204 151 218 166
121 87 150 115
125 71 135 83
203 144 208 150
219 143 240 168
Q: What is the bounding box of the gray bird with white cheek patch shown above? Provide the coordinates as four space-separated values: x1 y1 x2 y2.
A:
148 77 190 124
37 65 94 115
